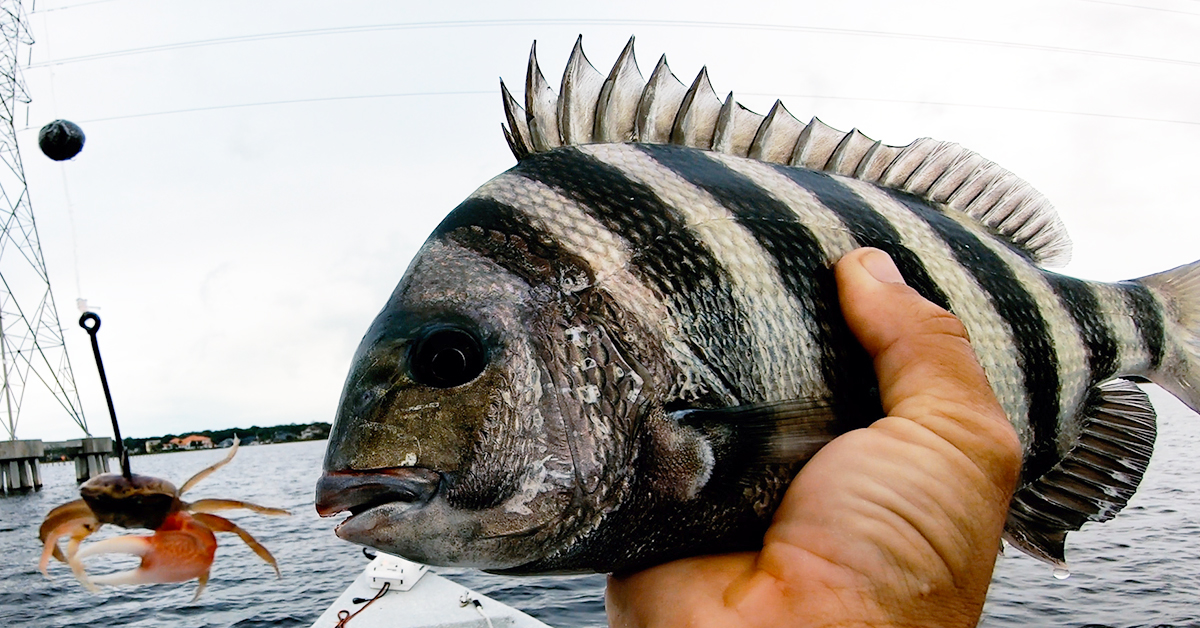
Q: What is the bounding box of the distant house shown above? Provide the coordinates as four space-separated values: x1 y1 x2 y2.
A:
218 438 235 448
145 439 161 453
301 424 328 440
274 431 297 442
170 435 213 450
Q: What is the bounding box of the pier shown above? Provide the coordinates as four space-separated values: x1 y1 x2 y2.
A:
45 437 113 482
0 440 44 493
0 437 114 493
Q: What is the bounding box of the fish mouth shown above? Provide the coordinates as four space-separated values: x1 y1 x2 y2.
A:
315 467 441 522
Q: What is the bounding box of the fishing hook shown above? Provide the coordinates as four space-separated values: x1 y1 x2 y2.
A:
79 312 130 479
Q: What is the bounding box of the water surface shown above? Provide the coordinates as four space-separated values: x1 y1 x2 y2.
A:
2 387 1197 627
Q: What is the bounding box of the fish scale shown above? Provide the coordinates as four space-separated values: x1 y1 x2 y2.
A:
317 36 1200 576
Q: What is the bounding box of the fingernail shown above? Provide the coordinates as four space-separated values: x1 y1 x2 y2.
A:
862 249 906 285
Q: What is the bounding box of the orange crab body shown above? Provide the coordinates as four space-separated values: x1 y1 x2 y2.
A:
37 439 288 599
145 512 219 581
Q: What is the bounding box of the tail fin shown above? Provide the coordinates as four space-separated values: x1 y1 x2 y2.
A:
1139 259 1200 413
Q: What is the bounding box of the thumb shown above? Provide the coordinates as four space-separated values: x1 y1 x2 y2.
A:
834 248 1021 490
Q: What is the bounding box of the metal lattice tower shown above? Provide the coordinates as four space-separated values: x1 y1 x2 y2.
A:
0 0 87 440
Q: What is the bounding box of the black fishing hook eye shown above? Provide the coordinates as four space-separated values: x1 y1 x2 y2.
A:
79 312 101 334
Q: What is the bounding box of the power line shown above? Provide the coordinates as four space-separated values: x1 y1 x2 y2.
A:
1075 0 1200 14
29 0 122 13
66 90 491 124
22 87 1193 129
23 18 1200 69
757 92 1200 127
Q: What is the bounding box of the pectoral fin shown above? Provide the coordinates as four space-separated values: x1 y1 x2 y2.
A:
671 397 844 465
645 397 844 500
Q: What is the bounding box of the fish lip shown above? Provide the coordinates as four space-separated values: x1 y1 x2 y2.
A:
315 467 441 518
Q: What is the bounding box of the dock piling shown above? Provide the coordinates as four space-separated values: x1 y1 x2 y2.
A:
0 439 44 493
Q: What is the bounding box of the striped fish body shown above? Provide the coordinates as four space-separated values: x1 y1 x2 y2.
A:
315 38 1200 575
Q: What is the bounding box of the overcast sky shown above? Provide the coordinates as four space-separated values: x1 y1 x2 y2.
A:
10 0 1198 441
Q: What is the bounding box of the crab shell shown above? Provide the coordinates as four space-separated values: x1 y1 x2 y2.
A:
80 473 181 530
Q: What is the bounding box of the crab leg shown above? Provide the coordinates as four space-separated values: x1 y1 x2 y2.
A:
192 512 281 577
64 533 101 592
187 498 289 516
77 511 217 593
179 438 240 495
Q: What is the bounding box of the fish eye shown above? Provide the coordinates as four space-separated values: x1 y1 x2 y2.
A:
409 326 486 388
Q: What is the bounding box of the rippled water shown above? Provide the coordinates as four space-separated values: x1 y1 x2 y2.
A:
2 386 1198 627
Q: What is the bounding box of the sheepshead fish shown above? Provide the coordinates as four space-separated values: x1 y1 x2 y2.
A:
315 37 1200 575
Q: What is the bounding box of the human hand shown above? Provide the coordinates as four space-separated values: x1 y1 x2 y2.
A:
606 248 1023 628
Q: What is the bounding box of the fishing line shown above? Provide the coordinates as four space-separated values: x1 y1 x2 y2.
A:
31 0 86 303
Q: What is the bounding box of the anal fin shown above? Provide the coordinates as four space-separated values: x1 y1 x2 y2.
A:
1004 379 1157 567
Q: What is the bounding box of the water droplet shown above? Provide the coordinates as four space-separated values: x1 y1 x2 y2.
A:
1052 567 1071 580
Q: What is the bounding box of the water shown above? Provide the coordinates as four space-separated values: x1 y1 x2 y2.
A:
2 387 1198 627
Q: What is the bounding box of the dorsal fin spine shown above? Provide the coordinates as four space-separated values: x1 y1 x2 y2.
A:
672 67 722 149
559 35 605 145
712 93 763 157
748 100 805 164
508 37 1073 267
853 142 901 181
500 79 531 159
525 42 561 152
594 37 644 143
635 55 685 143
795 117 846 170
826 128 877 177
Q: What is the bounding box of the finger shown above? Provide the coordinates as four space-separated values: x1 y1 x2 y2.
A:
834 248 1021 490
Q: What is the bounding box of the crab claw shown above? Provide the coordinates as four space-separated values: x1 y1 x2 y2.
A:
76 511 217 599
38 499 100 578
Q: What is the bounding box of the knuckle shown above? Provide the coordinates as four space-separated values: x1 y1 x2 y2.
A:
911 303 970 343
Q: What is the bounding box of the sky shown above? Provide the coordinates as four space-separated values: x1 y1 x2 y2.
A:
7 0 1199 441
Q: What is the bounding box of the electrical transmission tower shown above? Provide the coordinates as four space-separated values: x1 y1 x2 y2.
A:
0 0 87 440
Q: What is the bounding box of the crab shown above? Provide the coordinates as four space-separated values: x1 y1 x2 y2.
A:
37 438 289 600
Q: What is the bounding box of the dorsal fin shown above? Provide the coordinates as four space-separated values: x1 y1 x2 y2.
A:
501 37 1073 267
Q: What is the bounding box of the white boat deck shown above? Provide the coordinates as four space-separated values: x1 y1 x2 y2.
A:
310 553 553 628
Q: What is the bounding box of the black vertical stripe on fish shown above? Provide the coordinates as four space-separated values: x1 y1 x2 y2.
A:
434 196 589 287
1119 281 1166 372
634 143 879 425
766 165 952 313
884 189 1062 482
511 147 751 402
1044 273 1120 383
